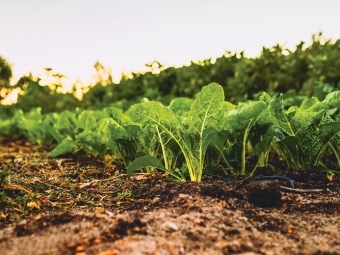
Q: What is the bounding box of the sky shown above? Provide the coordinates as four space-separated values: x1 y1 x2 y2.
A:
1 0 340 92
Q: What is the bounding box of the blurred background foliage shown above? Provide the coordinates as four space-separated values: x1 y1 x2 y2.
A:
1 33 340 117
0 56 14 102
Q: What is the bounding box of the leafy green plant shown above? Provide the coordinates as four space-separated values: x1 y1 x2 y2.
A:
50 110 115 157
127 83 226 182
1 79 340 180
105 107 140 166
269 92 340 170
221 101 267 175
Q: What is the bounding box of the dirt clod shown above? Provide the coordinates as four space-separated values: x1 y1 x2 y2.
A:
246 180 281 207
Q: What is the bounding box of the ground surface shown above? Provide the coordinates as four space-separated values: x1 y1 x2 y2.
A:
0 137 340 255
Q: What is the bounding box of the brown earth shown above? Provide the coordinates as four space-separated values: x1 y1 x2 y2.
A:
0 137 340 255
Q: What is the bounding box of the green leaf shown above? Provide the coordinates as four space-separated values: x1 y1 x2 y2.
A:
273 135 302 169
189 82 224 131
224 101 267 175
50 136 78 157
259 92 271 103
0 118 12 133
168 97 193 116
105 107 136 126
127 100 186 173
208 129 233 171
77 110 101 131
127 101 180 128
186 83 225 180
267 94 296 136
227 101 267 130
314 122 340 165
324 91 340 105
300 97 319 110
54 110 77 137
127 155 167 175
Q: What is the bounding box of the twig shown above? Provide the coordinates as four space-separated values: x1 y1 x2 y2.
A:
77 173 157 189
280 186 323 193
36 180 71 192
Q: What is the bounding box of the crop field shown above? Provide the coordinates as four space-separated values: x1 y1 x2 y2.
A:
0 35 340 254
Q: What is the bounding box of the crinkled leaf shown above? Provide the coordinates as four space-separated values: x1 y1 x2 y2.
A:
77 110 103 131
267 94 296 136
127 101 184 149
76 130 106 156
189 82 224 131
127 101 185 172
127 101 180 128
105 107 136 126
227 101 267 131
318 122 340 150
300 97 319 110
168 97 193 116
324 91 340 105
54 110 77 136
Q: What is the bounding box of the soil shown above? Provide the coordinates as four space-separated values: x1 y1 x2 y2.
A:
0 137 340 255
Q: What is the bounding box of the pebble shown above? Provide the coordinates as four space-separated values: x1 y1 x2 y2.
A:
162 221 179 231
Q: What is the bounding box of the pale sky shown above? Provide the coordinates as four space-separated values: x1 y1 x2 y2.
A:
1 0 340 89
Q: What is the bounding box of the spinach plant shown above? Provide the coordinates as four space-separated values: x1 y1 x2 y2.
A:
105 107 140 166
50 110 114 157
270 92 340 170
127 83 225 182
221 101 267 175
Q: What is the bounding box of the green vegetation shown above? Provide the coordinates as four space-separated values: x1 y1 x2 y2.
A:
1 33 340 116
1 33 340 182
1 83 339 181
0 56 13 102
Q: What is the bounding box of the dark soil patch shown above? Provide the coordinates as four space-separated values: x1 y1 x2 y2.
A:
0 137 340 254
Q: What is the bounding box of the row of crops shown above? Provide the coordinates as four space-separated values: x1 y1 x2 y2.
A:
1 33 340 116
1 83 339 181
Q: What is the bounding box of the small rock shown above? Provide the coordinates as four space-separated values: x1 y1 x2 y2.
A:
152 197 161 204
162 221 179 231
